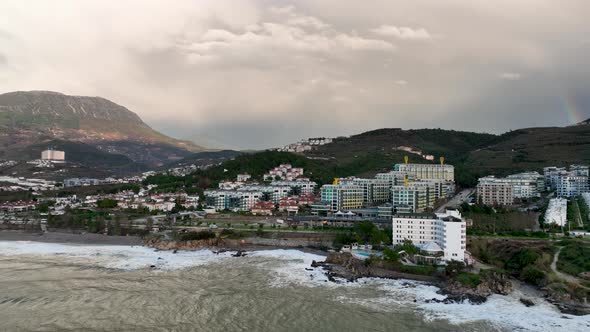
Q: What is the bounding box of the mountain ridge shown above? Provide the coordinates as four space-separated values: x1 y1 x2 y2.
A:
0 90 204 172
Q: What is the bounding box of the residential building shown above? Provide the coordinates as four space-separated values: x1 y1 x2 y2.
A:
263 164 305 181
556 173 589 198
41 149 65 162
392 209 467 262
251 201 274 216
391 183 430 213
544 165 589 197
339 177 391 206
544 198 567 227
236 173 251 182
476 177 514 206
394 163 454 182
270 179 317 194
319 184 364 212
204 190 263 212
238 185 291 203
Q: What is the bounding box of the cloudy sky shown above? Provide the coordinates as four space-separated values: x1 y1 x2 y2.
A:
1 0 589 149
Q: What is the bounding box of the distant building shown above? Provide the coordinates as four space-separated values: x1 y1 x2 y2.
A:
236 173 251 182
41 149 65 162
476 177 514 206
338 177 391 206
544 165 589 198
392 209 467 262
251 201 274 216
263 164 304 181
394 163 454 182
319 184 364 212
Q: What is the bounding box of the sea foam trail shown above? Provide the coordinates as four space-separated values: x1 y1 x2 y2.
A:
0 241 234 270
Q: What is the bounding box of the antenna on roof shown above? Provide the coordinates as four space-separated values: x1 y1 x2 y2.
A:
440 156 445 165
404 155 409 164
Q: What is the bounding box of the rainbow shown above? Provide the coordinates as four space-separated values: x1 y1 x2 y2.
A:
560 93 587 124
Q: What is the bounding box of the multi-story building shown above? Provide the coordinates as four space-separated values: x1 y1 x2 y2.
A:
339 177 391 206
236 173 251 182
392 209 467 262
391 184 429 213
544 165 589 197
544 198 567 227
204 190 263 212
319 184 364 212
263 164 305 181
375 171 408 187
476 177 514 206
477 173 542 205
394 163 454 182
556 173 589 198
41 149 65 162
238 185 291 203
270 179 317 194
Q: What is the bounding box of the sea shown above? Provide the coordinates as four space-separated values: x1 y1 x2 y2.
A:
0 241 589 332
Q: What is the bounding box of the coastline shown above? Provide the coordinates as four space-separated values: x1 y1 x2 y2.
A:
0 230 143 246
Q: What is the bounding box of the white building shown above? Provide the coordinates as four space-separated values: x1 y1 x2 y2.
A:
392 209 467 262
544 165 589 197
236 173 251 182
544 198 568 227
394 163 454 182
41 149 65 162
270 179 317 194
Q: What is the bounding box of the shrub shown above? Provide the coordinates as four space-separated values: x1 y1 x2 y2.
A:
456 272 481 288
521 266 546 286
179 231 216 241
382 248 399 262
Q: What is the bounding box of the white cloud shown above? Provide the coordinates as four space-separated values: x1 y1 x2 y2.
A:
370 25 431 40
499 72 522 80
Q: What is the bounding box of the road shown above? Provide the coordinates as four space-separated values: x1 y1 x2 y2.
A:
550 246 587 287
436 188 474 212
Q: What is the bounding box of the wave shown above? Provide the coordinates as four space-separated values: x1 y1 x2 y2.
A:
1 241 589 331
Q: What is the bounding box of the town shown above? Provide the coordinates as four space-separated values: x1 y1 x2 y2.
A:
2 147 589 256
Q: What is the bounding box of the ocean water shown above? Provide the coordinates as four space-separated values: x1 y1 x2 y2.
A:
0 241 588 332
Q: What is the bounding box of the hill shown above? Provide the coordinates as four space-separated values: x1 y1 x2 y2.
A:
0 91 204 170
191 125 590 188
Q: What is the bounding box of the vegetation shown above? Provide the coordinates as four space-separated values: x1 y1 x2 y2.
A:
460 203 542 236
177 231 216 242
456 272 482 288
468 237 554 287
331 221 391 248
557 239 590 276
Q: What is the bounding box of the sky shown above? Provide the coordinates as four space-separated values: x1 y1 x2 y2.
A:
0 0 589 149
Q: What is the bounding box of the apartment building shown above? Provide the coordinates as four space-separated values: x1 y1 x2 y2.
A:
238 185 292 203
319 184 364 212
270 179 317 194
544 165 589 197
339 177 391 206
204 190 262 212
391 184 429 213
392 209 467 262
476 177 514 206
263 164 304 181
394 163 454 182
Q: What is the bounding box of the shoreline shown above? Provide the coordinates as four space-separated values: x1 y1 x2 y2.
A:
0 230 143 246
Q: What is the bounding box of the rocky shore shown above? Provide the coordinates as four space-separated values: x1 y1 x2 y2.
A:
314 252 513 305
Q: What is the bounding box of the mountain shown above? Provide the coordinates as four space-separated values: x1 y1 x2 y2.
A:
0 91 204 171
194 125 590 188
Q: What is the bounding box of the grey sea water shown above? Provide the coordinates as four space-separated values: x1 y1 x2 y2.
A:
0 242 588 332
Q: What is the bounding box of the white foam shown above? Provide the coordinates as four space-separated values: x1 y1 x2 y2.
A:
0 241 233 270
1 242 588 330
